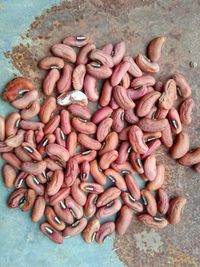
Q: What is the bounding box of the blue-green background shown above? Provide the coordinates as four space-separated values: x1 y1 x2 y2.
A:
0 1 124 266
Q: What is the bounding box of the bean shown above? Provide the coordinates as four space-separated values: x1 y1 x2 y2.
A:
101 43 113 55
66 132 77 157
8 188 27 208
57 64 73 94
92 107 113 124
26 175 44 196
32 196 46 222
113 85 135 110
77 43 96 65
21 161 46 175
63 217 87 238
90 160 107 185
147 163 165 191
38 56 64 70
80 161 90 182
170 132 190 159
135 54 159 73
116 205 133 235
111 61 130 87
129 151 144 174
2 152 21 169
86 63 112 79
147 36 166 62
57 90 88 106
39 96 57 124
138 118 168 132
54 202 74 224
96 187 121 207
116 141 131 164
99 132 118 156
96 199 122 219
43 69 60 96
71 178 87 206
72 117 96 135
0 116 5 141
141 189 157 216
157 188 169 215
68 104 91 120
43 115 60 135
47 170 64 196
3 164 17 188
40 222 64 244
65 195 84 219
83 74 99 101
168 107 182 134
64 158 79 187
80 182 104 194
161 121 173 148
179 98 195 125
167 196 187 225
99 150 118 170
125 173 140 200
123 56 142 77
121 192 143 212
21 101 40 120
178 147 200 166
63 35 90 47
173 73 191 98
111 161 136 176
89 49 114 68
20 189 36 212
144 155 157 181
95 222 115 244
12 90 38 109
60 110 71 135
44 206 65 231
112 41 126 66
127 86 148 101
112 108 125 133
49 188 70 206
72 64 86 90
20 120 44 131
73 150 97 164
104 168 127 191
84 193 98 217
82 217 100 244
129 125 148 154
5 129 25 148
51 44 76 63
136 91 161 117
55 128 66 147
124 108 139 124
141 139 161 160
96 118 113 142
99 80 113 107
5 112 21 138
131 75 156 89
158 79 176 110
78 134 101 150
138 214 168 229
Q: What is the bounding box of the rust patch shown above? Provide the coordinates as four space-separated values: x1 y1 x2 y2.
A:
168 245 200 267
5 0 200 266
5 44 37 77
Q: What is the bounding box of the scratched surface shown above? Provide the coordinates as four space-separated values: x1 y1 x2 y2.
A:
0 0 200 267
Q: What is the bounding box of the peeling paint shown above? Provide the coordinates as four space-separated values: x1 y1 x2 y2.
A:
134 229 163 254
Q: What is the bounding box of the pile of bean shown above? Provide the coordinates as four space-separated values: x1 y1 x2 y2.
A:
0 35 197 245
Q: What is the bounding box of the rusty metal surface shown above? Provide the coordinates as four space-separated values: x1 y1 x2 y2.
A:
2 0 200 266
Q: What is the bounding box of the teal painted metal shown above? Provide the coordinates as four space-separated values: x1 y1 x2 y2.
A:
0 1 124 266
